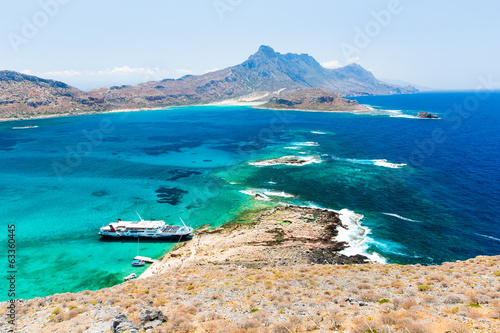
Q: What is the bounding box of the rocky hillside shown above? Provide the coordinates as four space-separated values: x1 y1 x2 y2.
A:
1 205 499 333
0 46 417 120
0 71 87 119
260 88 366 112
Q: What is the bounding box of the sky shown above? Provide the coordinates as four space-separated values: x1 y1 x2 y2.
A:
1 0 499 91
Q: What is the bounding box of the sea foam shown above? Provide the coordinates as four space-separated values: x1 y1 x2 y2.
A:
337 208 387 263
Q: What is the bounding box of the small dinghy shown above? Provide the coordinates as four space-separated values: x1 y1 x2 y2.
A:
124 273 137 281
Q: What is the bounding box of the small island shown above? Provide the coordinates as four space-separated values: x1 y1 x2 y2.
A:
417 111 439 119
258 88 368 112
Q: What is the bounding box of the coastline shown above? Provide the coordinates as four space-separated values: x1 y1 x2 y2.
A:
0 100 372 124
252 104 370 114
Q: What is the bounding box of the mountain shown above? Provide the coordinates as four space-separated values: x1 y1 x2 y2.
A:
381 78 434 92
0 46 417 119
0 71 86 119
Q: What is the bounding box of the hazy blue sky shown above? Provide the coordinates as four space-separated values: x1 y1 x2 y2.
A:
1 0 499 91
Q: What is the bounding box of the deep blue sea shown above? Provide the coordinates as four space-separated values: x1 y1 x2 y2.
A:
1 91 499 301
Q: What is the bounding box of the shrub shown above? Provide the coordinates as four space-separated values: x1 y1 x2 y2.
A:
52 308 61 315
380 313 397 325
469 302 481 308
360 292 381 302
353 319 385 333
444 294 464 304
401 300 418 310
236 318 260 329
418 284 431 292
378 298 390 304
357 283 372 290
446 323 470 333
392 297 404 309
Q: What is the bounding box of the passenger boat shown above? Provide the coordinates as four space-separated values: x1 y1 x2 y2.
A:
99 213 193 239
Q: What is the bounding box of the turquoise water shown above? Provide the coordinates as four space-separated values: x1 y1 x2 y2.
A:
1 93 499 300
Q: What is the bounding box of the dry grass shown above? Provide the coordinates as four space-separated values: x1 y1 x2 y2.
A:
1 255 498 333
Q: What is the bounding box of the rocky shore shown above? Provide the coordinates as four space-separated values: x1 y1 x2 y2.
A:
140 205 369 280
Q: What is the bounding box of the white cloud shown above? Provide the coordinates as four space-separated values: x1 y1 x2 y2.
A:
203 68 220 74
347 57 359 63
22 66 172 79
20 66 176 90
22 69 82 77
174 69 193 76
321 60 341 69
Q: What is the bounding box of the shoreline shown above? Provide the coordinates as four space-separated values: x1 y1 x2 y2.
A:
0 101 373 124
252 104 371 114
0 100 269 123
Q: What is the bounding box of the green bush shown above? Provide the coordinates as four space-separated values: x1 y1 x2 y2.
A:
418 284 431 292
378 299 390 304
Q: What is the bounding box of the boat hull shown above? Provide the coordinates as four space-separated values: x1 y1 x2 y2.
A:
98 233 192 240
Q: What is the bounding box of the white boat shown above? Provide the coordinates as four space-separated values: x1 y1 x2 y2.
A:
99 213 193 239
124 273 137 281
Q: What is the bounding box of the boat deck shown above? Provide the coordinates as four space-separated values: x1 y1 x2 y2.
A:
134 256 156 263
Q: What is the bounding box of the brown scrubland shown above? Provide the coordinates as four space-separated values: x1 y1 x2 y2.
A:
2 206 499 333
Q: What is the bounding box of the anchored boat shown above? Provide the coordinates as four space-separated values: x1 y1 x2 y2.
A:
99 213 193 239
124 273 137 281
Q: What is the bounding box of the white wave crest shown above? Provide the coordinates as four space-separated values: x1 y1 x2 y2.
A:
310 131 327 135
239 190 271 201
372 159 407 168
475 233 500 242
342 157 406 169
382 213 420 223
263 190 294 198
293 141 320 147
337 209 386 263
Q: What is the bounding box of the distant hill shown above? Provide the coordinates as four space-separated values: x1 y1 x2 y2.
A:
260 88 367 112
381 78 434 92
0 46 418 119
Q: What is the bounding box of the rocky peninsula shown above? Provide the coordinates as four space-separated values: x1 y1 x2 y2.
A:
258 89 369 113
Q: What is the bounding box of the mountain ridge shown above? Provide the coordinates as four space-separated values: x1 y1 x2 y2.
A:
0 45 417 119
